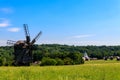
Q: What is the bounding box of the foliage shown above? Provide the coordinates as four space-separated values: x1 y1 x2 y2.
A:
0 58 3 66
68 52 84 64
0 46 14 66
55 58 64 65
40 57 57 66
63 57 74 65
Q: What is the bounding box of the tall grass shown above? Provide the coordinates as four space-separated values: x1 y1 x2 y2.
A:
0 60 120 80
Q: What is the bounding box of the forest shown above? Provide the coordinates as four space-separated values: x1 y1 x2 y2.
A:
0 44 120 66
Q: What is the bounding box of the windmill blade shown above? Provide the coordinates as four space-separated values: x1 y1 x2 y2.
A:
24 24 30 44
7 40 16 45
31 31 42 45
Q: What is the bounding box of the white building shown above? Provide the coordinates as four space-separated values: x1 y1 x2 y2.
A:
83 52 90 61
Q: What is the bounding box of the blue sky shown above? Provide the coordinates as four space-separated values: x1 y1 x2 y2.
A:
0 0 120 46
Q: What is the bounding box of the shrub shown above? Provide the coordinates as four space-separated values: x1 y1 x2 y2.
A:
73 54 84 64
40 57 57 66
0 58 3 66
63 57 74 65
55 58 64 65
69 52 84 64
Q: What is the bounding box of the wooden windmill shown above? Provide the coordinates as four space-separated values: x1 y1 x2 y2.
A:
7 24 42 66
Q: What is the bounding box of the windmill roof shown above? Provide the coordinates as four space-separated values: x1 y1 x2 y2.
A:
15 40 25 44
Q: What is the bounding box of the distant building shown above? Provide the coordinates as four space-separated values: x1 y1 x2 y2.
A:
83 51 90 61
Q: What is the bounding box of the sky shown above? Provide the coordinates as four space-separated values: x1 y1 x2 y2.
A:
1 0 120 46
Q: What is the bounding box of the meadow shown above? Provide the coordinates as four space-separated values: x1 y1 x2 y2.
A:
0 60 120 80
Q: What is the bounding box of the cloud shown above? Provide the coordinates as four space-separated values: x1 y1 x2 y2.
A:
0 18 11 27
70 34 95 39
0 8 13 13
7 28 20 32
0 40 7 46
39 40 120 46
71 40 120 46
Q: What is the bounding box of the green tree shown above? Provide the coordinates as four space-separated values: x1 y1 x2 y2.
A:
40 57 57 66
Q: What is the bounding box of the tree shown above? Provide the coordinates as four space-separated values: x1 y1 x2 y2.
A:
40 57 57 66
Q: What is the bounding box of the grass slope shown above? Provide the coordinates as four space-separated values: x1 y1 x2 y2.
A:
0 60 120 80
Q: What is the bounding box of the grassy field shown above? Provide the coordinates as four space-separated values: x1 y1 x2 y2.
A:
0 60 120 80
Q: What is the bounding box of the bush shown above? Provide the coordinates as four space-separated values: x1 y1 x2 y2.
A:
0 58 3 66
63 57 74 65
79 58 84 64
40 57 57 66
69 52 84 64
55 58 64 65
73 53 84 64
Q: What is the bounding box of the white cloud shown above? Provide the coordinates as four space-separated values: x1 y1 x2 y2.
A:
7 28 20 32
70 34 95 39
39 40 120 46
0 18 10 27
0 8 13 13
0 40 7 46
71 40 120 46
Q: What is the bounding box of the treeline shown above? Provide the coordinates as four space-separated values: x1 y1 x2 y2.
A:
36 44 120 59
1 44 120 66
33 44 84 66
0 46 14 66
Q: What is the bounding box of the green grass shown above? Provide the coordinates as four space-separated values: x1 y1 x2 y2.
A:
0 60 120 80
